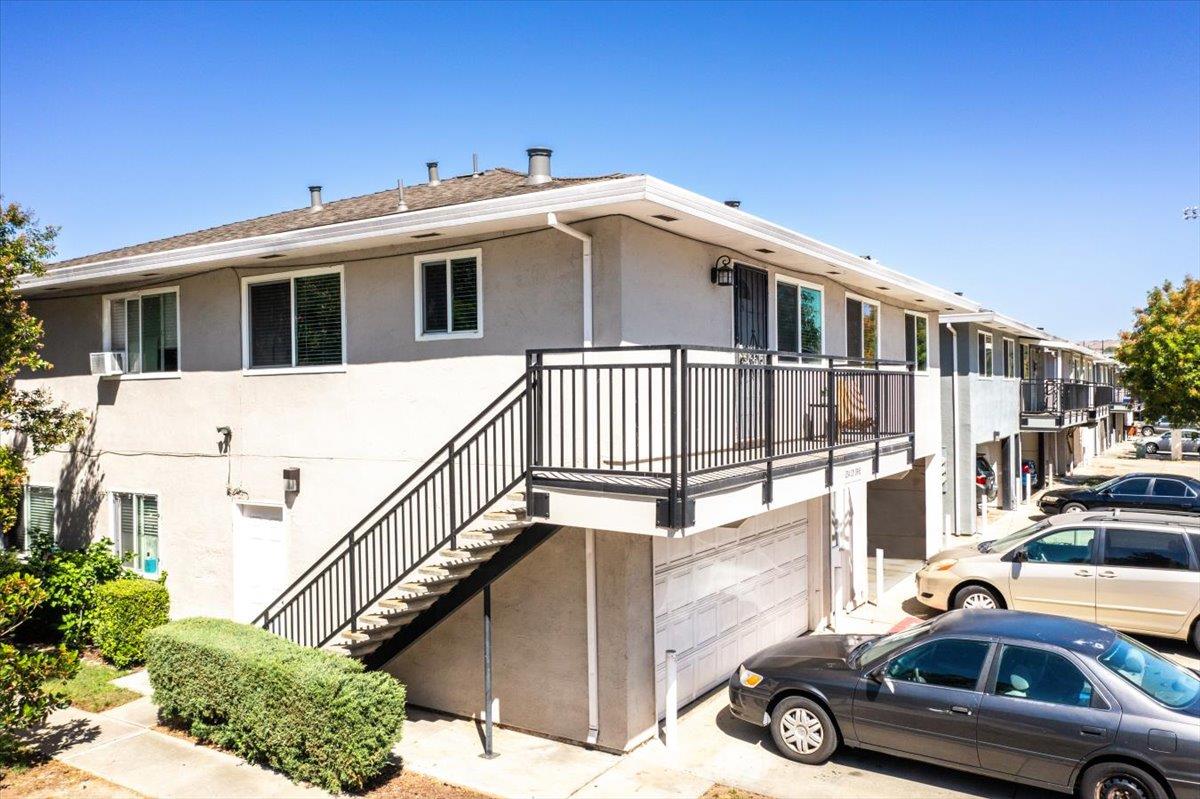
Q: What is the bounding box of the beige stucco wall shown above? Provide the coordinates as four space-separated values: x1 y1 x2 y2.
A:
17 214 943 625
384 526 655 752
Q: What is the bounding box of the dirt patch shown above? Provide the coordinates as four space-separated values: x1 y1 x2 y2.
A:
702 785 774 799
359 766 494 799
0 757 143 798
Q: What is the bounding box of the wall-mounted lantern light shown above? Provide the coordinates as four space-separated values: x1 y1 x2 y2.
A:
283 467 300 494
711 255 735 287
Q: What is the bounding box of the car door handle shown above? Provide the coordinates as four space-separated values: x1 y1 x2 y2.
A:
1099 571 1117 579
1075 569 1093 577
950 706 973 716
1080 726 1106 737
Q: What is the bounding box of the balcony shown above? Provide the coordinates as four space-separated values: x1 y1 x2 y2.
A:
1020 379 1102 429
525 345 916 532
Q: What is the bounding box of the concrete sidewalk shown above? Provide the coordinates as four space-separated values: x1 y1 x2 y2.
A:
26 698 327 799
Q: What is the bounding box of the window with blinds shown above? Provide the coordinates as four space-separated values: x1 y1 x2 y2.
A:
106 289 179 374
418 251 481 337
246 270 343 368
23 485 55 549
114 492 160 574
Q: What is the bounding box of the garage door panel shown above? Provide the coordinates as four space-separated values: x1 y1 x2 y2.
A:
654 512 810 715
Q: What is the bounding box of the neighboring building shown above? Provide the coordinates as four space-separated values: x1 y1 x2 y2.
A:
940 312 1125 536
14 148 982 752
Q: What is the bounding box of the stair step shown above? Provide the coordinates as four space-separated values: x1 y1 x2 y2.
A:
506 490 526 502
336 637 383 657
484 507 527 522
451 531 520 551
357 610 419 631
376 594 441 613
461 519 532 538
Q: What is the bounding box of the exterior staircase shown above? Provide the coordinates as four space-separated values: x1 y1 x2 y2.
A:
331 496 529 658
252 374 559 669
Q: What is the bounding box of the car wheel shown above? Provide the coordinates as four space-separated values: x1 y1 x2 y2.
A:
769 696 838 765
1141 425 1154 436
1061 502 1088 513
1079 761 1167 799
1190 618 1200 655
953 585 1002 610
1144 442 1159 454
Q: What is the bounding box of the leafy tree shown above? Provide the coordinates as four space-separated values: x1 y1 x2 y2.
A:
1116 276 1200 460
1 200 87 534
0 570 79 765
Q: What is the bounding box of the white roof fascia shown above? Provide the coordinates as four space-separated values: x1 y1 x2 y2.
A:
642 177 981 312
22 174 983 312
939 311 1047 339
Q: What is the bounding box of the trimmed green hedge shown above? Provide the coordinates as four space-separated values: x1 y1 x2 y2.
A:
91 579 170 668
145 618 405 792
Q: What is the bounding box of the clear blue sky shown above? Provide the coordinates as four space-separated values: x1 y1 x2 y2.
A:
2 1 1197 340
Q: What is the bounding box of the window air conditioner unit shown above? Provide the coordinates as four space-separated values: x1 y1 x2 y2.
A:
89 352 125 377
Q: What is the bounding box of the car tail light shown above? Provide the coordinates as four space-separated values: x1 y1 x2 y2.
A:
1022 464 1031 473
976 476 986 486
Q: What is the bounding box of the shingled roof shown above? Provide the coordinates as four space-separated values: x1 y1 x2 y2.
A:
53 167 627 269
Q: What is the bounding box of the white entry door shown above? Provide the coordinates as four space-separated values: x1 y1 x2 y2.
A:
653 505 809 717
233 503 287 622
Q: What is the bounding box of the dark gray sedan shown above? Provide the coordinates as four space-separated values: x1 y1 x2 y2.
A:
728 610 1200 799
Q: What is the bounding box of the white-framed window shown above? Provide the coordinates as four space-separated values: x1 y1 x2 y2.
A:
414 248 482 341
103 287 180 376
112 492 160 576
1003 338 1016 378
22 485 55 549
775 275 824 356
904 311 929 371
978 332 994 377
241 266 345 373
1020 343 1033 379
845 294 880 361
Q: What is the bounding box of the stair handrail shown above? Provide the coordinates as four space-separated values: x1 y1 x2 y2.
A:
252 373 529 645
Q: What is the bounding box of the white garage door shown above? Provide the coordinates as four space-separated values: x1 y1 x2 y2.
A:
653 505 809 717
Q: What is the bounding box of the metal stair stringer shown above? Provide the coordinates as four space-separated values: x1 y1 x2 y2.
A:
360 521 562 671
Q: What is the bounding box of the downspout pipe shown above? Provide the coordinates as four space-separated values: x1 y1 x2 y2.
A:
945 323 961 537
547 213 593 348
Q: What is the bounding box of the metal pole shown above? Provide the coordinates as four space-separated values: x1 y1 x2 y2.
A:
481 585 498 759
874 547 884 619
664 649 678 751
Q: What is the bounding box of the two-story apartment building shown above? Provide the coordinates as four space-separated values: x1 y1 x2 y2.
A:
939 311 1122 536
14 149 979 752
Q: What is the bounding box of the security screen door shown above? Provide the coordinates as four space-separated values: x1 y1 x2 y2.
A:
733 264 768 447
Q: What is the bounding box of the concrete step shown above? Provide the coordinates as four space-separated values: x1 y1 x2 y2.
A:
506 490 526 502
374 593 441 614
449 531 521 552
356 609 419 632
484 506 527 522
423 551 496 572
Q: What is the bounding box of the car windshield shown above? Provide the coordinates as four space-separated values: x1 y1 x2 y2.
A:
854 622 931 669
1098 634 1200 713
978 520 1051 553
1091 476 1122 492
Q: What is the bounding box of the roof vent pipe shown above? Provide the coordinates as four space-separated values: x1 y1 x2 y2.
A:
724 200 741 208
308 185 323 212
426 162 440 186
527 147 552 185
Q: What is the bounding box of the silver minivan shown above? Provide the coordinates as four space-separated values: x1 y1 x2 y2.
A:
916 510 1200 652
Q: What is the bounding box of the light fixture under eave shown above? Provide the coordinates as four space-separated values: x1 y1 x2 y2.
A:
755 248 774 254
651 214 678 222
411 232 442 239
259 254 284 260
711 255 735 287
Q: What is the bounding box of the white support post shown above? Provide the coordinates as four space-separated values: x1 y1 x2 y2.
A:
664 649 678 752
874 548 884 619
1023 472 1031 505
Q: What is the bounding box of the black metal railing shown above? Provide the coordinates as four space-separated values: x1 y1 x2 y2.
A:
256 344 918 649
253 375 527 648
1020 378 1095 416
525 345 915 525
1092 384 1116 408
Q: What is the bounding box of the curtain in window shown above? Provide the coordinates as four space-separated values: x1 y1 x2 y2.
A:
109 299 128 367
126 298 142 373
450 258 478 332
114 493 160 574
250 281 293 367
800 287 822 355
776 283 798 353
847 299 863 358
139 495 159 574
116 494 136 566
295 273 342 366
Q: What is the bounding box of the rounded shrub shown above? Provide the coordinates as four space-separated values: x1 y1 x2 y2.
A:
91 578 169 668
145 618 405 792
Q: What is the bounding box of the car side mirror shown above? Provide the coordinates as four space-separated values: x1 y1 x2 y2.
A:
1011 549 1028 563
868 667 886 684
